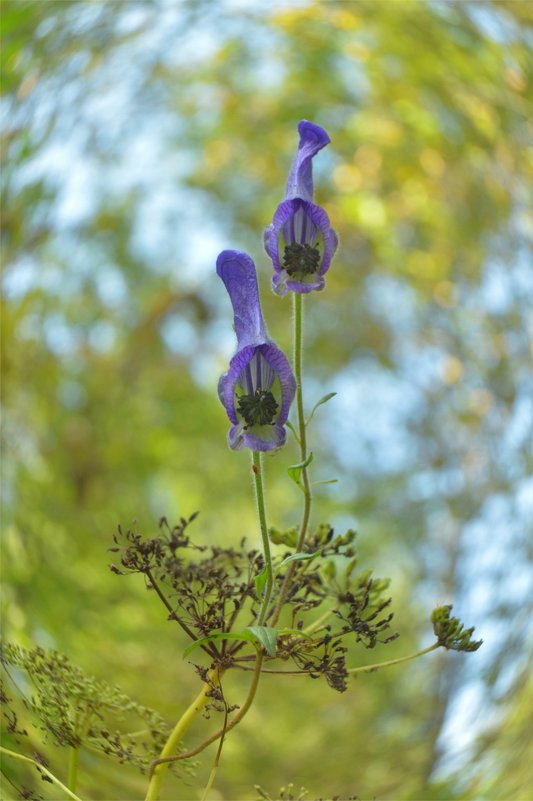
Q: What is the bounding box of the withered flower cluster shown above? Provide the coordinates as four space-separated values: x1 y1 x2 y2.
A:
110 515 398 693
0 640 187 776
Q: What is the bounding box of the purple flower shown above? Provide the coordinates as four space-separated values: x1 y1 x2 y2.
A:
264 120 338 296
216 250 296 451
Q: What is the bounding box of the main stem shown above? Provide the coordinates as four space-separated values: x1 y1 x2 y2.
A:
152 652 264 769
271 293 312 625
252 450 273 625
145 666 220 801
67 746 79 794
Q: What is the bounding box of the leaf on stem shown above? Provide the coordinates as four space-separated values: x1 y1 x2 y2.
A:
184 627 284 659
278 551 319 568
288 452 313 489
255 567 267 598
306 392 337 425
245 626 278 657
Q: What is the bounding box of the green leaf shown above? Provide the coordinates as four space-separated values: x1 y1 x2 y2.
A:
288 452 313 487
278 550 319 568
306 392 337 425
183 631 254 658
245 626 278 657
255 567 267 598
312 479 338 486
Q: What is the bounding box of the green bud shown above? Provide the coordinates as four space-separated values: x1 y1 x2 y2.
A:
268 526 298 548
431 605 483 652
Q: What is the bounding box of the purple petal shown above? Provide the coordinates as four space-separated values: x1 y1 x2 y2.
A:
285 120 330 201
266 198 338 295
242 425 286 452
271 269 289 297
285 276 326 294
216 250 268 349
228 424 245 450
222 345 257 424
217 372 229 405
258 343 296 424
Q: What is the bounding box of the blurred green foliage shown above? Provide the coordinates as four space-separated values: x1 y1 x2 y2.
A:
1 1 532 799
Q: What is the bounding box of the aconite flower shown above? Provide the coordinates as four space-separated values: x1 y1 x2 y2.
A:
216 250 296 451
264 120 338 295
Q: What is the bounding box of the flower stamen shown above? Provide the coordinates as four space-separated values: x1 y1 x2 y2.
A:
237 390 279 427
283 243 320 276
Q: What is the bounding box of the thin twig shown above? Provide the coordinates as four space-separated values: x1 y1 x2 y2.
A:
145 568 218 658
0 746 84 801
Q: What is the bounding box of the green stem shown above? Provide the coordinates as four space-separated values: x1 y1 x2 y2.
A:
200 691 229 801
271 293 312 625
234 642 441 676
303 606 338 635
0 746 83 801
152 651 264 768
67 746 79 793
252 450 273 625
347 642 440 674
145 666 220 801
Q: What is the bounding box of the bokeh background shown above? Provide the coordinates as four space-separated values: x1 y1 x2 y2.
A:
2 1 533 799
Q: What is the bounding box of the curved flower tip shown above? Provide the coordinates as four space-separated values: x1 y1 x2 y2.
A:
265 121 338 296
216 252 296 451
286 120 331 202
216 250 268 349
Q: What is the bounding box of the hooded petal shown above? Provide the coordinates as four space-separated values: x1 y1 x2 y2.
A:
216 250 268 349
285 120 330 201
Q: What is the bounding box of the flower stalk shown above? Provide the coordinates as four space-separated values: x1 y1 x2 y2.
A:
252 450 274 625
145 667 221 801
67 745 80 794
271 293 312 626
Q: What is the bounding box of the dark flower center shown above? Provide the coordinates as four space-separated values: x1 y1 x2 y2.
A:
237 389 279 427
283 242 320 276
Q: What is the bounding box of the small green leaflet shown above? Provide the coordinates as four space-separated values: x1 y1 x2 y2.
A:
288 452 313 489
245 626 278 657
312 479 338 486
278 550 319 568
306 392 337 425
183 625 313 659
254 567 267 598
